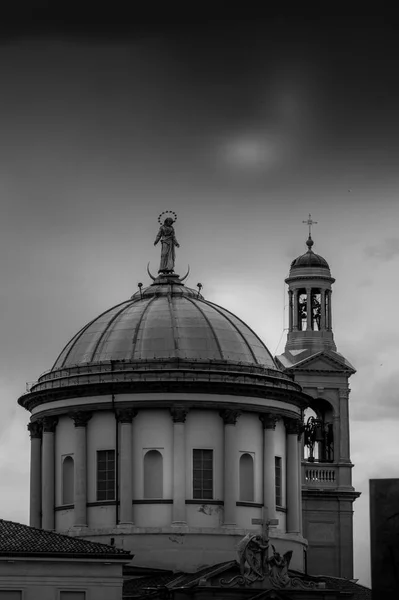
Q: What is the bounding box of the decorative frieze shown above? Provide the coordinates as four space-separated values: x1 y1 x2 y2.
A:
259 413 279 430
42 416 58 433
70 411 92 428
27 421 42 439
116 408 138 423
170 406 189 423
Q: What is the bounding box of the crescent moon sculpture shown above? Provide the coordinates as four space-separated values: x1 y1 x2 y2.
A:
180 265 190 282
147 262 156 281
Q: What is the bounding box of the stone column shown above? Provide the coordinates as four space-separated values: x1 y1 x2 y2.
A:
293 289 298 330
259 414 278 522
117 409 137 525
220 409 241 526
339 389 351 462
306 287 312 331
288 290 293 332
28 421 42 529
70 412 92 527
285 418 301 534
297 428 304 535
171 406 189 525
41 416 58 530
320 289 326 330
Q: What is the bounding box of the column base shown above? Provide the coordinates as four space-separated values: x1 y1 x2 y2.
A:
171 521 188 527
222 523 237 529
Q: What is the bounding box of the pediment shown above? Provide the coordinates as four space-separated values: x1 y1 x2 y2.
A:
286 351 355 374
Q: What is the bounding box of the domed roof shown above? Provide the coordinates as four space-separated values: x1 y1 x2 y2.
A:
290 236 330 271
52 281 277 371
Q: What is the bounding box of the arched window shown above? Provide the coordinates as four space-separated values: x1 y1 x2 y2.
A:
239 453 254 502
144 450 163 499
62 455 74 505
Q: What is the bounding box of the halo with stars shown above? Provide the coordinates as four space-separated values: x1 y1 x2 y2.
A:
158 210 177 225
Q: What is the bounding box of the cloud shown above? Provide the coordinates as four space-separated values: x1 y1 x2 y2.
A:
364 237 399 261
351 370 399 422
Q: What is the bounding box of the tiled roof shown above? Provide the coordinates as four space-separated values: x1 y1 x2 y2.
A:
0 519 131 559
309 575 372 599
169 561 236 588
123 572 180 597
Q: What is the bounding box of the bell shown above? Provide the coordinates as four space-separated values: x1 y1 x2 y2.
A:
315 423 325 443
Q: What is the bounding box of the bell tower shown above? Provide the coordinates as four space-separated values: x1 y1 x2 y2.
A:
276 216 360 579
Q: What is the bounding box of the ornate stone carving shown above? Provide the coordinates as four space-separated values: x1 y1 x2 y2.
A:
259 413 278 430
27 421 42 439
220 535 318 590
170 406 189 423
116 408 138 423
70 411 92 428
42 416 58 433
284 417 302 436
219 409 241 425
220 533 269 586
339 388 350 400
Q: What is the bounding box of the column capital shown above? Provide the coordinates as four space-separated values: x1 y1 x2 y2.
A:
219 409 241 425
27 421 42 439
116 408 138 423
42 416 58 433
339 388 350 400
259 413 279 430
170 405 189 423
70 411 92 428
284 417 303 437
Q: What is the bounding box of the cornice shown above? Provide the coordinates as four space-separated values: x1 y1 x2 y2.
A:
20 378 309 414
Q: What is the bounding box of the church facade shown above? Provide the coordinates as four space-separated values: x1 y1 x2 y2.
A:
18 215 360 585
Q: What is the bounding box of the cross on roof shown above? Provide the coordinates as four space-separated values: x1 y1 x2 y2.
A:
302 214 318 237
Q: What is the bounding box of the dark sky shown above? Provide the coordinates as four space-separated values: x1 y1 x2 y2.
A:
1 14 399 587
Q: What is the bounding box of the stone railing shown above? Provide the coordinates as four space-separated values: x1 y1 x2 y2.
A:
303 466 337 487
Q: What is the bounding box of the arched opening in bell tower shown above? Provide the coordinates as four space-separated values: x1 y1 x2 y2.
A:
297 289 308 331
303 401 334 463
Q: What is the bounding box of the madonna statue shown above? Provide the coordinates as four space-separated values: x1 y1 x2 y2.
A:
154 217 180 273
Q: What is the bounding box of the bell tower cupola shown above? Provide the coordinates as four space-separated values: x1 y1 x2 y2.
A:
285 215 336 353
276 215 360 581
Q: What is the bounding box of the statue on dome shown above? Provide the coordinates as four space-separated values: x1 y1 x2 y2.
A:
154 211 180 273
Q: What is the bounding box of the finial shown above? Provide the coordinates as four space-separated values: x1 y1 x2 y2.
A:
302 213 317 237
154 211 180 274
137 282 143 299
197 283 203 298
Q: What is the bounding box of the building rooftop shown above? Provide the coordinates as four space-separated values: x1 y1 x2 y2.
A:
0 519 132 560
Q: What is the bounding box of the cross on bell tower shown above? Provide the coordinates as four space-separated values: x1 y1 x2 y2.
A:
302 213 318 238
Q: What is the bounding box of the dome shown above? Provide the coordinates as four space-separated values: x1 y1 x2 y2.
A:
52 283 277 370
20 274 304 411
289 236 330 271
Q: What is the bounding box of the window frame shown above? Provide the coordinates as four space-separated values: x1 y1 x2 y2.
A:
96 449 116 502
192 448 214 500
0 591 24 600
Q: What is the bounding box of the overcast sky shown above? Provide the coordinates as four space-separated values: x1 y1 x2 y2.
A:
1 16 399 588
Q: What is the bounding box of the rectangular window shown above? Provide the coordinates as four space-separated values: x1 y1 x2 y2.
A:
97 450 115 501
193 449 213 499
275 456 282 506
0 592 22 600
60 593 86 600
